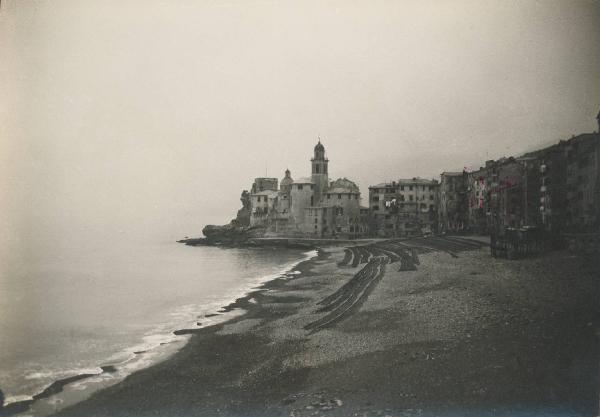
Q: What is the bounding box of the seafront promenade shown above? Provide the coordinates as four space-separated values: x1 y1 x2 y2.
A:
51 236 600 417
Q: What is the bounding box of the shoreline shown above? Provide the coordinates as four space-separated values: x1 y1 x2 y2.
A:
177 236 368 250
4 247 318 417
16 236 600 417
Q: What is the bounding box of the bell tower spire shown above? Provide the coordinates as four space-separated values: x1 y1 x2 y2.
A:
311 138 329 203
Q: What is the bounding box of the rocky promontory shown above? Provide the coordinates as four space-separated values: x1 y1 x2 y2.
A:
179 190 266 246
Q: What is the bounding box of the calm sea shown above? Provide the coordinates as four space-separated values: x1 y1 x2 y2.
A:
0 238 312 416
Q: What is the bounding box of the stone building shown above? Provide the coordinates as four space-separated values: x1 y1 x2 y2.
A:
368 178 439 237
251 177 278 194
466 158 541 233
248 140 366 238
459 111 600 238
563 134 600 232
466 167 490 234
439 172 468 233
464 132 600 235
486 157 541 231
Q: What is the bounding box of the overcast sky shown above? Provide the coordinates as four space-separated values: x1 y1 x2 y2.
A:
1 0 599 244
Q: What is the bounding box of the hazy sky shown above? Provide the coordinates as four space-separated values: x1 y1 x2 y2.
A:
1 0 599 246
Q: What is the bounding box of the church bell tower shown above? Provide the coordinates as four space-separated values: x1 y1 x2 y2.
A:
311 139 329 204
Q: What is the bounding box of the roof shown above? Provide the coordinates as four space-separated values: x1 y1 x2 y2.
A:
328 187 359 194
369 178 438 188
251 190 279 198
441 172 464 176
520 133 599 159
329 177 360 193
292 177 315 184
563 133 600 146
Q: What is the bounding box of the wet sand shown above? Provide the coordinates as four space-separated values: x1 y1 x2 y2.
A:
49 238 599 417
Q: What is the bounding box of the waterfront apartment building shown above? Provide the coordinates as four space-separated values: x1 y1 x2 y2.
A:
463 131 600 235
439 172 468 233
368 178 439 237
563 134 600 232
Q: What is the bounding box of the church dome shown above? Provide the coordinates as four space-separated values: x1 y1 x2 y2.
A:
280 169 293 189
329 177 359 193
314 140 324 153
280 177 293 186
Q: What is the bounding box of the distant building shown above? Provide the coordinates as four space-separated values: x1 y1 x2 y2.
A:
248 140 367 238
466 166 490 234
464 132 600 235
563 134 600 231
368 178 439 237
497 158 540 230
250 177 278 194
439 172 468 233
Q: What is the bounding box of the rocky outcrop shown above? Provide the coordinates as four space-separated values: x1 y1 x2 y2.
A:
180 190 262 246
231 190 251 227
201 223 265 245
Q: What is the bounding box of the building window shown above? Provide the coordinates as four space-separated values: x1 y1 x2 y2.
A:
409 195 413 201
409 186 413 191
373 205 379 211
430 195 434 200
315 164 320 173
298 185 303 190
372 196 379 202
327 194 331 199
315 218 318 224
338 194 341 199
400 185 405 191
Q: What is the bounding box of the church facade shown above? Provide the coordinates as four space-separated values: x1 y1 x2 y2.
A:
249 141 368 238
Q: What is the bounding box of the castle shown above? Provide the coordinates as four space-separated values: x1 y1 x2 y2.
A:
248 140 369 238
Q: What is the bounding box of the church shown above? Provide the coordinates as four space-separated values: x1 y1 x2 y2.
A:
248 140 369 238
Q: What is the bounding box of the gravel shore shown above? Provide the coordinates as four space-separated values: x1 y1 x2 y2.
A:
50 238 600 417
